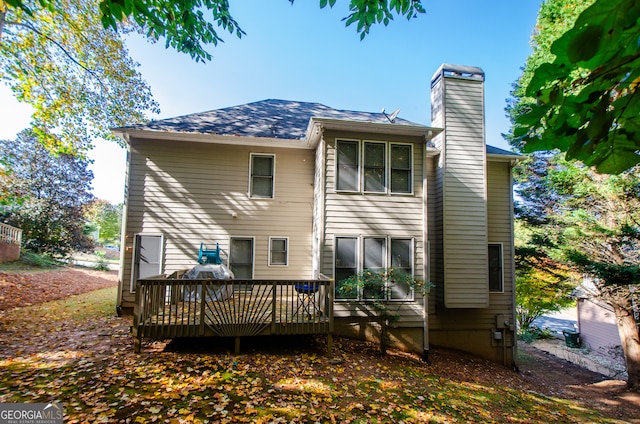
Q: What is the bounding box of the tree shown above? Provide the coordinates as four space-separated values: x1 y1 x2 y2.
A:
515 154 640 389
509 0 640 388
512 0 640 174
0 0 159 153
338 268 430 354
1 1 424 152
1 130 95 256
554 162 640 389
514 220 577 331
2 1 426 62
84 199 122 246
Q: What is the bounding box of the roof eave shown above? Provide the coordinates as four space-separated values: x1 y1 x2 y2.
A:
111 128 309 149
487 152 523 164
306 117 443 148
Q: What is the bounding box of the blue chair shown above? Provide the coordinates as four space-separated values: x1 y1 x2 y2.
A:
293 283 320 319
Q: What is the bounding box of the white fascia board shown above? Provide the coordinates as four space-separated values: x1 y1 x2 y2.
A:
111 129 310 149
305 117 443 148
487 152 524 163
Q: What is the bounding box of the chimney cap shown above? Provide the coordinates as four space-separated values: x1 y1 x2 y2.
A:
431 64 484 86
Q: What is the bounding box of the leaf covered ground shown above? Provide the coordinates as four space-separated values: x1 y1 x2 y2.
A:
0 268 638 423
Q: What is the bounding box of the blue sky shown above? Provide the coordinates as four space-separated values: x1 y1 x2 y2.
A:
0 0 542 204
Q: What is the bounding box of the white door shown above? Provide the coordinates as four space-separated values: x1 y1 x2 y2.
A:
131 234 163 290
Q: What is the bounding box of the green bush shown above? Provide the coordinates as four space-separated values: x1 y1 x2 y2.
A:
518 326 555 343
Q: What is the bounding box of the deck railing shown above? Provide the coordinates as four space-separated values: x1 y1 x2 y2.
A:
134 276 334 353
0 223 22 245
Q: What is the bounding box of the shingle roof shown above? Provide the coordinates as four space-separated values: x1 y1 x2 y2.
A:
486 145 519 156
117 98 520 158
122 99 422 140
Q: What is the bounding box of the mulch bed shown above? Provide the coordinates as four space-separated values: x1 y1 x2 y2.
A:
0 268 118 312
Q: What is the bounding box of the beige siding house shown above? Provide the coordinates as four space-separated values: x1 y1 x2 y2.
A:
114 64 520 365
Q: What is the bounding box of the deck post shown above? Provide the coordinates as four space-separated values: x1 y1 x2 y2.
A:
234 336 241 355
134 333 142 353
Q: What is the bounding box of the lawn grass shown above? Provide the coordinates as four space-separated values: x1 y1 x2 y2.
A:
0 288 622 423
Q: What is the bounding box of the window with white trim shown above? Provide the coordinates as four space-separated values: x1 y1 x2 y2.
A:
334 236 415 301
336 141 359 191
269 237 288 266
363 142 386 192
488 243 503 292
335 140 412 194
335 237 358 299
389 238 414 299
250 154 275 198
390 144 412 194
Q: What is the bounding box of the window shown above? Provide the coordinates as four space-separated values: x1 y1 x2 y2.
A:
335 140 413 194
250 154 275 198
488 244 503 292
336 140 359 191
269 237 288 266
230 237 254 279
363 237 386 299
390 144 412 193
335 236 415 301
335 237 358 299
389 238 413 299
363 142 386 192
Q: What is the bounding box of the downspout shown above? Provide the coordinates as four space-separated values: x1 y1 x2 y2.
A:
509 159 518 367
422 140 431 362
115 136 131 315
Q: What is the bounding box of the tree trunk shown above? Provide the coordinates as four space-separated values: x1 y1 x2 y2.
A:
0 11 5 41
612 300 640 390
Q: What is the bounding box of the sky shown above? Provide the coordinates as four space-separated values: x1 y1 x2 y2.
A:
0 0 543 204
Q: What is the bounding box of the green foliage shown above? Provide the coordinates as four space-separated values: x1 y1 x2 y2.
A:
319 0 426 40
93 250 110 271
513 151 640 386
514 221 577 331
512 0 640 174
0 0 159 153
518 326 555 343
338 268 430 353
84 199 122 246
97 0 246 63
17 249 65 268
1 130 95 256
3 1 425 64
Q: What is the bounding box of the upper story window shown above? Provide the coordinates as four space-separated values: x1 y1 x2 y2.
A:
250 154 275 198
390 144 412 194
336 140 412 194
363 142 386 192
336 141 359 191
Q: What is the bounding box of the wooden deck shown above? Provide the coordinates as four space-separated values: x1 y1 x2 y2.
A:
134 276 334 354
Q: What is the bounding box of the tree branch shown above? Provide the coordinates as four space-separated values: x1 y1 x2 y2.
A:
5 19 108 95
